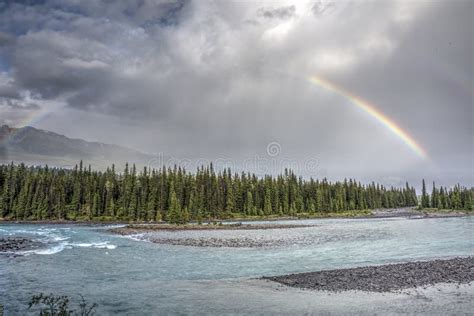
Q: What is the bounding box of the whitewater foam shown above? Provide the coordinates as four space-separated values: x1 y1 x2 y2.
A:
70 242 117 250
19 243 69 256
14 241 118 256
121 233 152 244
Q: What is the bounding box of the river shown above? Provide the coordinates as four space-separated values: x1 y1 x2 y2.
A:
1 216 473 315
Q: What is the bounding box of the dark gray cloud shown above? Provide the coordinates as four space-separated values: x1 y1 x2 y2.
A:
0 0 472 187
0 82 20 99
0 31 14 46
258 5 296 20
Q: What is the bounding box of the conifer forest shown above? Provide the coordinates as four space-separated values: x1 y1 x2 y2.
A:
1 162 471 223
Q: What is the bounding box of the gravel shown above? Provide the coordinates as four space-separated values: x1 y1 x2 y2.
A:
0 237 43 254
262 257 474 292
110 223 315 235
142 236 292 248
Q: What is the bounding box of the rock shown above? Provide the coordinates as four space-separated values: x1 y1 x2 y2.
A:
0 237 43 255
262 257 474 293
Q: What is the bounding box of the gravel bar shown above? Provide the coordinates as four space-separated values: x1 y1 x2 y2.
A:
110 223 314 234
136 236 293 248
262 257 474 292
0 237 43 254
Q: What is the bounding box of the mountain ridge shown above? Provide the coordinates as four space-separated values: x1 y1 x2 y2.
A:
0 125 157 169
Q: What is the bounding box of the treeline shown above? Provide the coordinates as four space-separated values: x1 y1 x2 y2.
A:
1 162 418 223
420 179 473 211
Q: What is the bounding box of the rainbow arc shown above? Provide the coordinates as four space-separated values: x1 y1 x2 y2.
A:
308 75 428 159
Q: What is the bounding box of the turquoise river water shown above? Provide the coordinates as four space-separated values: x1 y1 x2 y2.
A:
1 216 473 315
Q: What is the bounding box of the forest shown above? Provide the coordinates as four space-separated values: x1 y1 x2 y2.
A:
420 179 472 211
0 162 471 223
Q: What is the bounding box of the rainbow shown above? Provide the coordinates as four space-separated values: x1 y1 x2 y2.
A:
1 76 428 159
308 75 428 159
0 102 63 146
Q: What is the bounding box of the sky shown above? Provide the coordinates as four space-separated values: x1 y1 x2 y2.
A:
0 0 472 188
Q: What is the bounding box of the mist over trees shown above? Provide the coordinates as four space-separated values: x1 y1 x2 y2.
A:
0 162 471 223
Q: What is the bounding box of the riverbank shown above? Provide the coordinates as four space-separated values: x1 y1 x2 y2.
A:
109 223 319 247
262 257 474 293
0 207 470 226
109 223 314 234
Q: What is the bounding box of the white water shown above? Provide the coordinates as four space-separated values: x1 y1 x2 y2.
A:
0 225 118 256
1 217 473 315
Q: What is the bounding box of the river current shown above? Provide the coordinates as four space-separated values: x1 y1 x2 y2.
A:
1 216 473 315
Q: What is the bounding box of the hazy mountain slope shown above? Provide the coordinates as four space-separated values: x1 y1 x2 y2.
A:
0 125 157 169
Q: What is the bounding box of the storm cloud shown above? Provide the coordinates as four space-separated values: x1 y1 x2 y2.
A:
0 0 472 187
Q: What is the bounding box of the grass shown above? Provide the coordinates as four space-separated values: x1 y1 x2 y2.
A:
419 208 472 213
228 209 373 221
3 208 470 225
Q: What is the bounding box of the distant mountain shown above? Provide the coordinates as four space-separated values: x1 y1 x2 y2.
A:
0 125 157 169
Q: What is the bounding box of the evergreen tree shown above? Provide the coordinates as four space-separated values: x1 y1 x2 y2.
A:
225 175 235 216
421 179 430 208
168 181 183 224
263 187 272 215
431 182 438 209
2 161 469 222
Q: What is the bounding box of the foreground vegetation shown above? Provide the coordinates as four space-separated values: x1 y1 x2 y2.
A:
0 162 471 223
28 293 97 316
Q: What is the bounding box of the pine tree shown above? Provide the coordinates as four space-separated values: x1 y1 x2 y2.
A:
431 182 438 209
3 161 461 222
39 192 49 220
0 166 12 218
421 179 430 208
15 177 29 219
168 181 183 224
147 186 158 222
263 187 272 215
225 174 235 216
245 191 254 215
308 201 316 214
69 181 81 215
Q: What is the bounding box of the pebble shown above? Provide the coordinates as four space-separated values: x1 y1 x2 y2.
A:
0 237 43 255
262 257 474 292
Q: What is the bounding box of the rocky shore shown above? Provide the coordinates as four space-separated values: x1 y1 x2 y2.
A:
371 208 471 219
132 236 298 248
109 223 314 235
2 208 470 226
109 223 320 248
0 237 43 254
263 257 474 292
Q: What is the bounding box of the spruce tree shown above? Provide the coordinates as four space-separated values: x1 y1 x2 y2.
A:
225 177 235 216
168 181 183 224
263 187 272 215
421 179 430 208
5 161 468 221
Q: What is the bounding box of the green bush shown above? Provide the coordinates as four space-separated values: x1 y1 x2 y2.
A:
28 293 97 316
